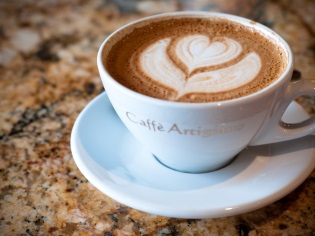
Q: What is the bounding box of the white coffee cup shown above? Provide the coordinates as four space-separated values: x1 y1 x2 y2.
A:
97 12 315 173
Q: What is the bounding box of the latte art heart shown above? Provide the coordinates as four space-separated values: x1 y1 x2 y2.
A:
175 35 242 73
106 17 287 102
139 35 262 99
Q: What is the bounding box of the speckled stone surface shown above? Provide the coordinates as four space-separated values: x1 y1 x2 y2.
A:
0 0 315 235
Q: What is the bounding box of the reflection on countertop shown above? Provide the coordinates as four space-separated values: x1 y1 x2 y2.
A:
0 0 314 235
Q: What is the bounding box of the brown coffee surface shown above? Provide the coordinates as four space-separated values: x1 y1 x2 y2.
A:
104 16 288 102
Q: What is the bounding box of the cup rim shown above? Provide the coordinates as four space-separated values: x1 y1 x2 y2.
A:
97 11 293 108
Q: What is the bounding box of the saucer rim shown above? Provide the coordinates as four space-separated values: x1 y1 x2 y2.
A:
71 92 315 218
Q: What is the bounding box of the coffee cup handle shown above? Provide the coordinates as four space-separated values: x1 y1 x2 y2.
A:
249 79 315 146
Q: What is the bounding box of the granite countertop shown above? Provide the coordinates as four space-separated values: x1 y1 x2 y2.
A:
0 0 315 235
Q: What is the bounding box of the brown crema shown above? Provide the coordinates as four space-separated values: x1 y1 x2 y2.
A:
104 17 288 102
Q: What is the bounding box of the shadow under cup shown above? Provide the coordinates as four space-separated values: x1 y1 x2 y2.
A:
97 12 295 173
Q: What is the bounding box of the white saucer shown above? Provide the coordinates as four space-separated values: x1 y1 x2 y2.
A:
71 92 315 219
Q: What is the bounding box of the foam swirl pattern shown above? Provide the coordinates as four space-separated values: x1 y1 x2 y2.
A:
175 35 242 73
140 35 262 100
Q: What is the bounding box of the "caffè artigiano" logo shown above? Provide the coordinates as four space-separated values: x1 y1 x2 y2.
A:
126 112 244 138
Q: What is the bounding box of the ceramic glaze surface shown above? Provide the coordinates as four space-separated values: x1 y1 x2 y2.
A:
71 93 315 218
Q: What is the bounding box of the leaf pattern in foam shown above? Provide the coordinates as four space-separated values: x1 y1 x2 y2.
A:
140 36 262 100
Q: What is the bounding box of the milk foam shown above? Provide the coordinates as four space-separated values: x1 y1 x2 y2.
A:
140 35 262 99
105 17 287 102
175 35 242 74
140 38 186 89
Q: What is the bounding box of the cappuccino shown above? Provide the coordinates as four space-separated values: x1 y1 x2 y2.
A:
104 16 287 102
